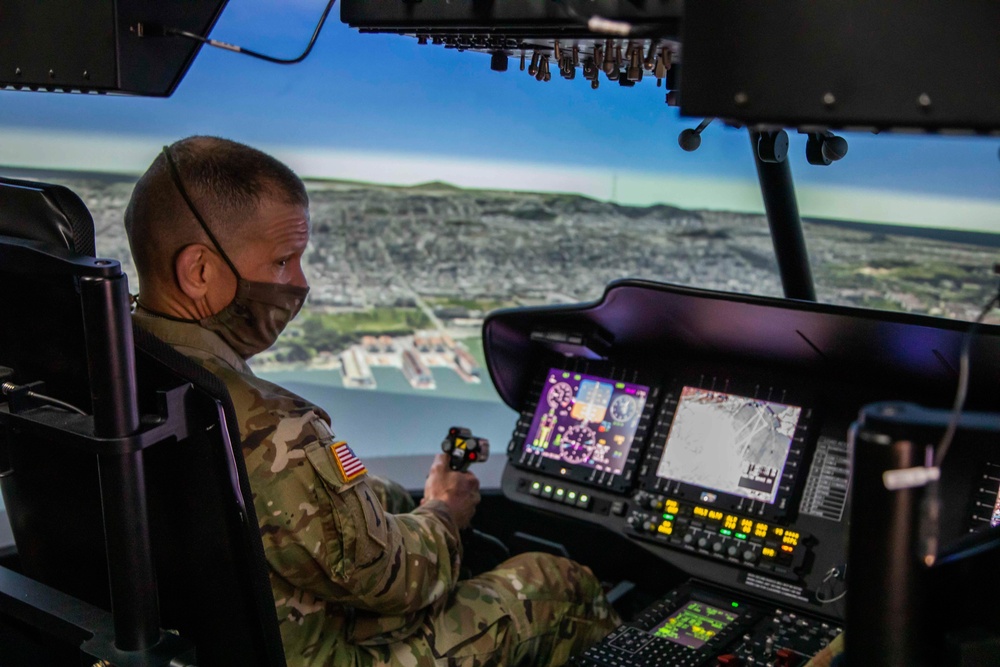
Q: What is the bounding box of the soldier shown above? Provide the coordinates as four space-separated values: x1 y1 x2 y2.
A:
125 136 620 666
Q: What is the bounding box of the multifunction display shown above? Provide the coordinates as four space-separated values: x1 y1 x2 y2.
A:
524 369 649 476
651 599 740 649
655 386 802 505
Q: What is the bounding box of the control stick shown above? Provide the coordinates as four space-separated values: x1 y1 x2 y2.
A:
441 426 490 472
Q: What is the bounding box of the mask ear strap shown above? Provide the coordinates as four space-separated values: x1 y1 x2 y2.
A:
161 145 244 280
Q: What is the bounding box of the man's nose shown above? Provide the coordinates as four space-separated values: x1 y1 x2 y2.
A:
292 262 309 288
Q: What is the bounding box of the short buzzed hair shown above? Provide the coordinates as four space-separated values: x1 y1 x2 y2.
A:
124 136 308 289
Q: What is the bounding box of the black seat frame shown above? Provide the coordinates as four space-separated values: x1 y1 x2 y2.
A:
0 178 286 666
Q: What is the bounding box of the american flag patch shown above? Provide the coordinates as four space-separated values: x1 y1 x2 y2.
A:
330 441 367 483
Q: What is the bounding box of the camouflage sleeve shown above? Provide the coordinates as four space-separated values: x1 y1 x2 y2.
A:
253 415 462 617
366 474 418 514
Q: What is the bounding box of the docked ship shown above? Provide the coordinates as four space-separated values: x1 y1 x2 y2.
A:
340 345 377 389
401 349 436 390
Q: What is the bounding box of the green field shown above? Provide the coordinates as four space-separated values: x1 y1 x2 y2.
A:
425 296 517 314
274 307 434 359
298 308 432 335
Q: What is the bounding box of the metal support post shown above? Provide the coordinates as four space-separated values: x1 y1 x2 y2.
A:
79 273 160 652
749 129 817 302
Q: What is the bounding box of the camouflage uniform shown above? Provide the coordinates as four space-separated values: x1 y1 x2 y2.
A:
134 311 620 667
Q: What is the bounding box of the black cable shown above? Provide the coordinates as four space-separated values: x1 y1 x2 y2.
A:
935 291 1000 467
918 287 998 566
164 0 337 65
1 381 88 416
26 390 88 416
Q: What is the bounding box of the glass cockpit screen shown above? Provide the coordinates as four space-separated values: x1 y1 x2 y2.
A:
524 369 649 476
652 600 739 649
655 386 802 504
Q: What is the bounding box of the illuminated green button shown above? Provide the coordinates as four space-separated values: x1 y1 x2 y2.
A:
576 494 591 510
542 485 554 499
663 513 675 521
720 529 732 536
566 491 578 502
554 488 566 503
529 481 542 496
735 532 748 540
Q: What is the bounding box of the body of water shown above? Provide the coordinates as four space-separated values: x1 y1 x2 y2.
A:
258 367 519 459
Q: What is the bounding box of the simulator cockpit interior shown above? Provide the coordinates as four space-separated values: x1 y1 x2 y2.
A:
1 2 999 667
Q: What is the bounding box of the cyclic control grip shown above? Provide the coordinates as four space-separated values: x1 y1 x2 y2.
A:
442 426 490 472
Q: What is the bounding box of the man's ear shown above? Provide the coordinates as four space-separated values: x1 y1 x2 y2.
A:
174 243 213 301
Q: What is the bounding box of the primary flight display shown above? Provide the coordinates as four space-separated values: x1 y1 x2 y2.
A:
523 368 650 476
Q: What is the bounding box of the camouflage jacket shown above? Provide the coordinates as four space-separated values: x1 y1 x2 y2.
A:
134 311 462 666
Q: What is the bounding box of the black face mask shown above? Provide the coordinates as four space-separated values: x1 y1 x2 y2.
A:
159 146 309 359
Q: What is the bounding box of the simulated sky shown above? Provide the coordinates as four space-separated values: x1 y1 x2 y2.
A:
0 1 998 229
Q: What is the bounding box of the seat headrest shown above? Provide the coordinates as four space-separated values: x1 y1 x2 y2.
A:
0 176 96 256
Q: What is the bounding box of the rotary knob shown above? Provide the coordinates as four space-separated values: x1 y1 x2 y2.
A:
712 542 724 554
743 550 758 563
697 536 709 549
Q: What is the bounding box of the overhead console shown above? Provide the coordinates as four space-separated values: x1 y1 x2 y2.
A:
484 280 1000 666
341 1 683 94
341 0 1000 133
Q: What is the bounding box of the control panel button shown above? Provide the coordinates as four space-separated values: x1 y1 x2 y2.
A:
529 481 542 496
610 500 627 516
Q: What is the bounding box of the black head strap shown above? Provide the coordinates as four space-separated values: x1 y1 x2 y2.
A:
161 145 243 280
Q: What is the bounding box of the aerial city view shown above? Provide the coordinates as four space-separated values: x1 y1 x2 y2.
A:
10 167 1000 403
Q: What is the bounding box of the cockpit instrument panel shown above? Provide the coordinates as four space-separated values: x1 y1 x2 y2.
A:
511 366 659 493
643 380 813 521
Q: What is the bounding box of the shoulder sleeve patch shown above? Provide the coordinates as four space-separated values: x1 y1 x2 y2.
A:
328 441 368 484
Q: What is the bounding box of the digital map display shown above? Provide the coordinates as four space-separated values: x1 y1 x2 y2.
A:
524 369 649 476
655 387 802 504
652 600 739 650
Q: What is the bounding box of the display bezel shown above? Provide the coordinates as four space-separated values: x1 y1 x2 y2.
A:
640 376 815 520
508 363 659 493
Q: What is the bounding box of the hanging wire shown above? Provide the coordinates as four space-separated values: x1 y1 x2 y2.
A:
935 290 1000 467
162 0 337 65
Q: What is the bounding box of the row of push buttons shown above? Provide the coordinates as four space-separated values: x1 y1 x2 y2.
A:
528 480 592 510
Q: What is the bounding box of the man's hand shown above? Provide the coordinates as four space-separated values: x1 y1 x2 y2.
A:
422 453 480 529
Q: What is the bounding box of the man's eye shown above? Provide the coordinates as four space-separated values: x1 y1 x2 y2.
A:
277 258 289 267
